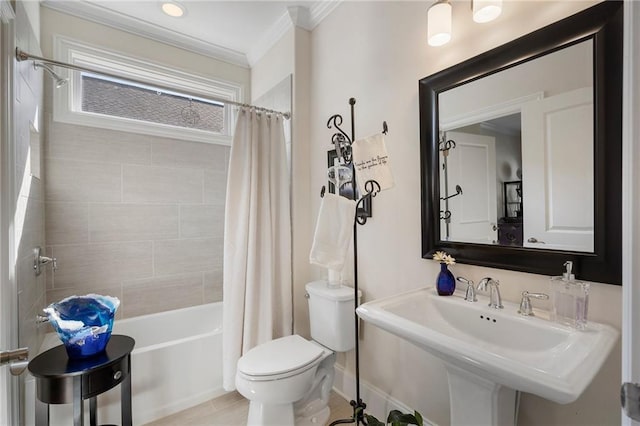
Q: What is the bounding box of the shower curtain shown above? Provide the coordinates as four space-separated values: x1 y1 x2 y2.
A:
222 108 292 391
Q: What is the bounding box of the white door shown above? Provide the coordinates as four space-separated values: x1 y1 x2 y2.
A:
442 131 497 244
622 1 640 424
520 87 594 252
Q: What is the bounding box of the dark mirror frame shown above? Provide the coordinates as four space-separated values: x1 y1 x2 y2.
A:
419 1 623 285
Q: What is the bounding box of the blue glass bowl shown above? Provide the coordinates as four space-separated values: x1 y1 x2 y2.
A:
44 294 120 359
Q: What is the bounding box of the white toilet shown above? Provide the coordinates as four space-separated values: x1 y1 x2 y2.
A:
235 280 359 426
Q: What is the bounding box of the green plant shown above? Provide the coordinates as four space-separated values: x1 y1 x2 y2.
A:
364 409 424 426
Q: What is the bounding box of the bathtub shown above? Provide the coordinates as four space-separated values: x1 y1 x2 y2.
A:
26 302 225 425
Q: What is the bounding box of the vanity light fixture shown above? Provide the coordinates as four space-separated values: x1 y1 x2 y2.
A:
472 0 502 23
427 0 452 47
427 0 503 47
161 1 185 18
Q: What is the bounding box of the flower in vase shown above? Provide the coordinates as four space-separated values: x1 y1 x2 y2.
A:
432 251 456 266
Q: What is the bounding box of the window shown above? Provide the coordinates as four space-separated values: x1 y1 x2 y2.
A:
81 73 225 132
53 36 244 145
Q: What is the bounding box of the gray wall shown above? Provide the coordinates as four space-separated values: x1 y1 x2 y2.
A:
43 119 228 318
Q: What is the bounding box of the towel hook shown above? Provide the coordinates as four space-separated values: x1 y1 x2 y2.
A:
327 114 352 165
439 139 456 153
382 121 388 135
320 186 326 198
440 185 463 201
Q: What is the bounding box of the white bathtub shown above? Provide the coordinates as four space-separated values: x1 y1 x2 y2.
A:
26 302 225 425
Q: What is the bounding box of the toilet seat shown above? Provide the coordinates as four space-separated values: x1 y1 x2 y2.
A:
237 335 325 381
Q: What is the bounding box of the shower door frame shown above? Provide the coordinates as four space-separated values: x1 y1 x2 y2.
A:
0 1 19 424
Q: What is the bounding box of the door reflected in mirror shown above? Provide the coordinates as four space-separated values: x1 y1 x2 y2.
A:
438 40 594 253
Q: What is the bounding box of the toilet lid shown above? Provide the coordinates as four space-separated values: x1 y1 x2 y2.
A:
237 335 324 377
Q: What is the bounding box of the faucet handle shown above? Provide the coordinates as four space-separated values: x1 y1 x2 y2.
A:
518 291 549 316
457 277 477 302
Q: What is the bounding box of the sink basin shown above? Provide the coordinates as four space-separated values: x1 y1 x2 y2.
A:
356 287 618 425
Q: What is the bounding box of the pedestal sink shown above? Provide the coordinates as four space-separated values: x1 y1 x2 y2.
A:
356 287 618 426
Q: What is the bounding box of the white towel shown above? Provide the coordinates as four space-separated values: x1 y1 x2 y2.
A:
309 192 357 271
351 133 394 194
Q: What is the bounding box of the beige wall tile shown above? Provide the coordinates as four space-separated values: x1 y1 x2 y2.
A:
46 158 122 202
16 196 45 259
46 202 89 245
204 270 223 303
51 242 153 289
46 285 123 307
204 169 227 205
123 165 203 204
180 205 224 239
152 138 228 170
19 295 44 357
154 238 222 276
89 203 179 242
122 273 203 318
29 173 45 202
16 251 43 320
48 121 152 165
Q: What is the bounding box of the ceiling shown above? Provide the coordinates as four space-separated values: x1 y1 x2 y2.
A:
42 0 342 67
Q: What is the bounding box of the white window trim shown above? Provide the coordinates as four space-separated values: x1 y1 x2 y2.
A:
52 35 244 145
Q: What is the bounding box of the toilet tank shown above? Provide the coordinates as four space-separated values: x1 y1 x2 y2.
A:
305 280 361 352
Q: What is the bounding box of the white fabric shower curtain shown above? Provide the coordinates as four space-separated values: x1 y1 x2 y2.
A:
222 108 292 391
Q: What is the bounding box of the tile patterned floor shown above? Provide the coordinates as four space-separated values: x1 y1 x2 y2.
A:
145 390 353 426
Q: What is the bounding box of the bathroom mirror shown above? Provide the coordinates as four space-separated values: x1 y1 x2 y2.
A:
419 1 623 284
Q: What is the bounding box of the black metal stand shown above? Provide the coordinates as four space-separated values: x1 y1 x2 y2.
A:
323 98 386 426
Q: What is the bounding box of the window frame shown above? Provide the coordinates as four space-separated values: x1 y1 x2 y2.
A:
53 35 244 145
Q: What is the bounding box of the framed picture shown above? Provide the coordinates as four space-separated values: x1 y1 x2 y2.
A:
327 149 372 219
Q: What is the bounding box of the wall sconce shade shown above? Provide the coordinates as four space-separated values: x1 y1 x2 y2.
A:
472 0 502 23
427 0 452 47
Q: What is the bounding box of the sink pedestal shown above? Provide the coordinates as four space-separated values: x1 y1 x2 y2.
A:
446 365 517 426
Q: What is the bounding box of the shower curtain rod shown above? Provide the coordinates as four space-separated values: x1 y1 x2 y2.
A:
15 48 291 119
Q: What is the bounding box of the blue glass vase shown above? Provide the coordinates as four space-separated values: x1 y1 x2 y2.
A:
44 294 120 359
436 263 455 296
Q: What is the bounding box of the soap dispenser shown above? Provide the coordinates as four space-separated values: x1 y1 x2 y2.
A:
550 261 590 330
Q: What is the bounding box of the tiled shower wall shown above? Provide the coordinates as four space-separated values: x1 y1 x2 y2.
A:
14 3 47 353
44 120 228 318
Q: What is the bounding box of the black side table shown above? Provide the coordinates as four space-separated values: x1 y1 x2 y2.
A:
28 335 135 426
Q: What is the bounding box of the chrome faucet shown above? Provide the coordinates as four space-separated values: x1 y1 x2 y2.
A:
477 277 503 309
456 276 477 302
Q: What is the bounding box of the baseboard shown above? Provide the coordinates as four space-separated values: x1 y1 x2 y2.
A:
332 364 438 426
134 387 228 424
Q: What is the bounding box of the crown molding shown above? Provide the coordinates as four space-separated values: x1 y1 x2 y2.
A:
41 0 249 68
41 0 343 70
246 7 294 67
247 1 342 67
308 1 342 29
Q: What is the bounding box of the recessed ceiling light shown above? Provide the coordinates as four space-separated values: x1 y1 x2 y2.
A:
161 1 185 18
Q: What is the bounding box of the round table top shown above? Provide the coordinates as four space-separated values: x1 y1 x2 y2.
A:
28 335 135 379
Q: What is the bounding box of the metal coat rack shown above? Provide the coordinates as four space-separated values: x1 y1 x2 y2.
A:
320 98 386 426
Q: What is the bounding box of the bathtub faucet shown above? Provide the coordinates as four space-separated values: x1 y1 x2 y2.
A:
36 313 49 325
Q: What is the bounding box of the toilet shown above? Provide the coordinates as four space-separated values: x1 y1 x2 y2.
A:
236 280 359 426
